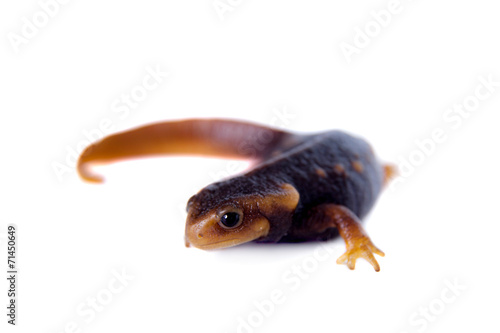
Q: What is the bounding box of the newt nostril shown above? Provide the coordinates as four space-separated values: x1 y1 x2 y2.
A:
197 233 203 239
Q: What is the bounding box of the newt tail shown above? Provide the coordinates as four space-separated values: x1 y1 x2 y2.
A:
77 119 292 183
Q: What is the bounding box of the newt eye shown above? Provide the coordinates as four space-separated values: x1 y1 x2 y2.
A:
219 212 241 229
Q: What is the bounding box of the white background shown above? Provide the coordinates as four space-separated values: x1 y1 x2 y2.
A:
1 0 499 332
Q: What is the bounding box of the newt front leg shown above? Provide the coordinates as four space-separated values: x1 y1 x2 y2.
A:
305 204 385 271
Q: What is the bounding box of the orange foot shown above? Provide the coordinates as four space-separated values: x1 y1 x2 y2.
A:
336 238 385 272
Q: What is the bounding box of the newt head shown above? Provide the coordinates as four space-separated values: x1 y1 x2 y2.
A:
184 180 299 250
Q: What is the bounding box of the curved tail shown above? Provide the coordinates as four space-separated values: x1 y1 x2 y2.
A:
77 119 292 183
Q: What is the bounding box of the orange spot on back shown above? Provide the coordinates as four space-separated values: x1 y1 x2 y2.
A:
352 160 364 173
334 164 346 176
315 168 327 178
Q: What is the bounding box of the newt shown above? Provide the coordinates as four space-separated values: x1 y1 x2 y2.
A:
77 119 395 271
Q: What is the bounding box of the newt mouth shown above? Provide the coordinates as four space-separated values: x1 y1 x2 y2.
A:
191 238 242 250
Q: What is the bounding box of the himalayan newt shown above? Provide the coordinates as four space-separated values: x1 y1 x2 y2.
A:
77 119 395 271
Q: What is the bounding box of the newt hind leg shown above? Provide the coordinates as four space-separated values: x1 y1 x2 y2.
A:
383 163 398 187
303 204 385 271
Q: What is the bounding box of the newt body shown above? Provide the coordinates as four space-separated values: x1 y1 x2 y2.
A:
78 119 393 271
